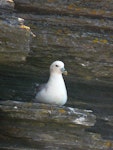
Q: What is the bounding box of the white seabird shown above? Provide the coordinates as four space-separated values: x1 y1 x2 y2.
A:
34 60 68 106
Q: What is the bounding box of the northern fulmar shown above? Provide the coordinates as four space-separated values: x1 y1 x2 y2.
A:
34 60 68 106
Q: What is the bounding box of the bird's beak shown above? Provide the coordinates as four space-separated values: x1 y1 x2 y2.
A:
61 68 68 75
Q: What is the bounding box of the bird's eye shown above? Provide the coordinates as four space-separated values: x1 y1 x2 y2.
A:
55 65 59 67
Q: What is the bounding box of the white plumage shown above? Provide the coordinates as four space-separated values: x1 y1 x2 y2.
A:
35 60 68 106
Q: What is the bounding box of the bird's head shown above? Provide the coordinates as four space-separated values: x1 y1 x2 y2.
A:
50 60 67 75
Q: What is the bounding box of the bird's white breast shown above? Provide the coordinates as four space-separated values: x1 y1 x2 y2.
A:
36 73 67 105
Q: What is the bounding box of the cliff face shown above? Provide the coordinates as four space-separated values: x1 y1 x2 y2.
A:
0 1 113 149
0 0 31 62
1 0 113 79
0 100 110 150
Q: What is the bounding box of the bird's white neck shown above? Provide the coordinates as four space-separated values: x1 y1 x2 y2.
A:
47 73 65 87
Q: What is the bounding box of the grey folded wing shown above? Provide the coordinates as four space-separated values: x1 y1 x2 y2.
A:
35 83 46 93
34 83 47 103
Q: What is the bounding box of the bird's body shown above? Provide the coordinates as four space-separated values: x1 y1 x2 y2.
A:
34 61 67 106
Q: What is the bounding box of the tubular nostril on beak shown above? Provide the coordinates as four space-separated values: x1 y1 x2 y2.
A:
61 68 68 75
